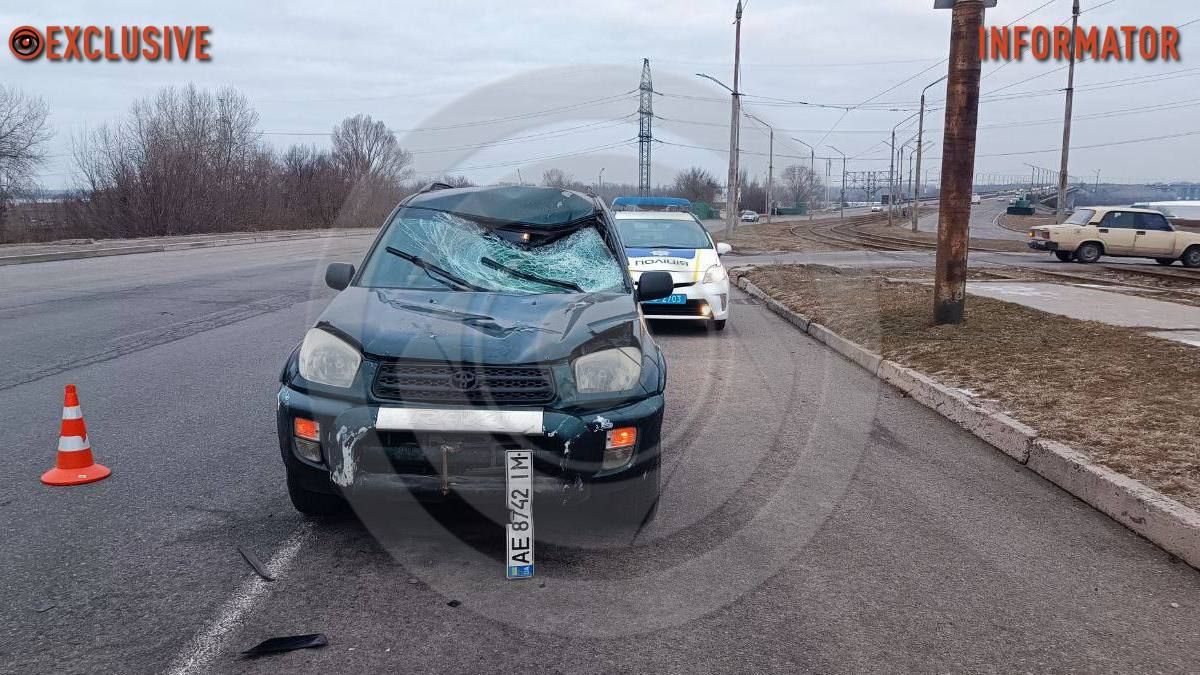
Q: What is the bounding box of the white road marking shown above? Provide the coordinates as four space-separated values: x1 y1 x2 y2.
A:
165 523 313 675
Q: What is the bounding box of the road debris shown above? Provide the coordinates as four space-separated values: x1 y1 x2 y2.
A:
237 545 275 581
242 633 328 657
446 600 461 608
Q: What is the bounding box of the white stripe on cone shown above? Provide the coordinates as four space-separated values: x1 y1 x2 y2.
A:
62 406 83 420
58 435 90 452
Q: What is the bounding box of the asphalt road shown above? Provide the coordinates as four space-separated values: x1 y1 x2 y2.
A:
2 237 1198 674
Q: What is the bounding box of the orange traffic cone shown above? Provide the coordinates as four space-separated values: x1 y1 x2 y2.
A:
41 384 111 486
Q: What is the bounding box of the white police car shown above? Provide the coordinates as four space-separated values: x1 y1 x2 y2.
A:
614 211 732 330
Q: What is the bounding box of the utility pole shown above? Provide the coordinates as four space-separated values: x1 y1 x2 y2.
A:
599 167 605 192
792 137 815 221
638 59 654 196
744 111 774 223
914 75 947 232
933 0 992 326
828 146 847 221
1056 0 1080 222
889 111 920 227
725 1 744 233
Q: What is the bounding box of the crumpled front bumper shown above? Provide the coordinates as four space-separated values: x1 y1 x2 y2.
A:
1028 239 1059 251
276 384 664 503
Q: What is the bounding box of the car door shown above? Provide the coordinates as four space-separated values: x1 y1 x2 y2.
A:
1132 212 1177 256
1096 210 1138 255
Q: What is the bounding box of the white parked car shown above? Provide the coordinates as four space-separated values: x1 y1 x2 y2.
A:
614 211 732 330
739 210 759 223
870 205 883 212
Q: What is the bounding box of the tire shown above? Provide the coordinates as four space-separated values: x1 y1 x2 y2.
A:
287 471 348 518
608 465 660 529
1073 242 1102 264
1054 251 1073 262
1182 247 1200 269
711 319 727 331
1155 258 1177 266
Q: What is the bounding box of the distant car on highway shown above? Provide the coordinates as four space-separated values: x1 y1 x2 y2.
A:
614 211 732 331
1028 206 1200 267
740 210 759 222
870 205 883 212
971 194 982 204
277 185 671 526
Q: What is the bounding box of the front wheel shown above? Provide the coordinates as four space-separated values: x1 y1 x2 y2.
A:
1074 242 1103 264
711 319 727 331
1054 251 1073 262
1182 247 1200 269
287 471 348 518
607 465 660 530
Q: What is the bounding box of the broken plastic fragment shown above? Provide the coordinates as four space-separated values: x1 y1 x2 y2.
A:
242 634 328 657
237 545 275 582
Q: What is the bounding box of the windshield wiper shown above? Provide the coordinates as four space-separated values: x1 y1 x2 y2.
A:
480 257 584 292
385 246 486 291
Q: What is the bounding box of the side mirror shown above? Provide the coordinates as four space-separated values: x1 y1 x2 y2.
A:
636 271 674 302
325 263 355 291
716 242 732 255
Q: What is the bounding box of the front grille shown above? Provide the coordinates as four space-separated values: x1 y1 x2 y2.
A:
373 361 555 404
642 300 710 317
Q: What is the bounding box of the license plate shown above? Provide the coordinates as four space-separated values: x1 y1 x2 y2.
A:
504 450 534 579
644 293 687 305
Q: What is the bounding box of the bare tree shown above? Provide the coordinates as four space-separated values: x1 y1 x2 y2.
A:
0 86 52 219
781 164 823 208
541 168 574 189
71 84 271 236
672 167 720 204
331 114 413 183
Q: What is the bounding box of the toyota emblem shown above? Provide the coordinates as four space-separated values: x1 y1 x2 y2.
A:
449 370 479 391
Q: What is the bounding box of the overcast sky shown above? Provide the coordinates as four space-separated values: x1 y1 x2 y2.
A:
5 0 1197 191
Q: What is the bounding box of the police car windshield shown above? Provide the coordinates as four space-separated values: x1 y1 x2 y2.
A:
617 218 712 249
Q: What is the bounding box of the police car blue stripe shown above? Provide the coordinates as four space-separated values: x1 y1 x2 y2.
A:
625 248 697 259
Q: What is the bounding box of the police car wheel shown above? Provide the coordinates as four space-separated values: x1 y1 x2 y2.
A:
712 319 727 331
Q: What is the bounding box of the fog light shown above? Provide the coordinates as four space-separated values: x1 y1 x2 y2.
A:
294 438 323 463
293 417 320 441
700 303 712 317
603 427 637 469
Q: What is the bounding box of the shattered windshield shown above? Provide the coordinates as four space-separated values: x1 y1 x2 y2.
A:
357 207 627 294
616 218 713 249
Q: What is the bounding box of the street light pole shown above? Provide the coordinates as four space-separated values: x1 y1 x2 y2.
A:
1056 0 1081 223
791 137 816 221
724 1 745 234
598 167 605 192
914 74 947 232
828 145 846 221
890 111 920 227
744 111 774 223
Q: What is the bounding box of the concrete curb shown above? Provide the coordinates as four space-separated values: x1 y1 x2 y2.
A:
735 273 1200 569
0 228 377 266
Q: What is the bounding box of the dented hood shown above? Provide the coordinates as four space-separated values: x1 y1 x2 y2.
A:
318 286 639 364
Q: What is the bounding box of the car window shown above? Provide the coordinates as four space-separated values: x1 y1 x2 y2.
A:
358 206 627 294
616 218 713 249
1064 209 1095 225
1100 211 1138 229
1135 213 1172 231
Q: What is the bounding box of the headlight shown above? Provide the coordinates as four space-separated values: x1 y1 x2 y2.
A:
703 264 727 284
573 347 642 393
298 328 361 388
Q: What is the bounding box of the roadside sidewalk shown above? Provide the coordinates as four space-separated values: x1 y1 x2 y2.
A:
732 266 1200 570
0 227 378 266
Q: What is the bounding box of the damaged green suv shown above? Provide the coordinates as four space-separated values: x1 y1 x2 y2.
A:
276 185 673 525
